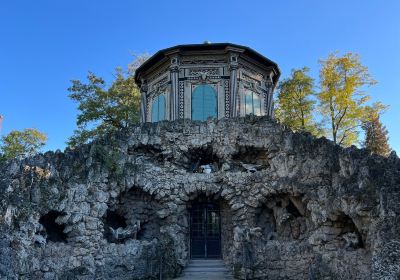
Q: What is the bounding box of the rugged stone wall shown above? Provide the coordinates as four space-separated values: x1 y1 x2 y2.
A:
1 116 400 280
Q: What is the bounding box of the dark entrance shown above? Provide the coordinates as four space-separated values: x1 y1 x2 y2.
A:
190 201 221 259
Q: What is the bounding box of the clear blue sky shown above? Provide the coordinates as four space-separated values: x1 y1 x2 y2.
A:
1 0 399 153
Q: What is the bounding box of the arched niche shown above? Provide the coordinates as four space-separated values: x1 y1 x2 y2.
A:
103 187 161 243
39 210 68 243
254 195 309 241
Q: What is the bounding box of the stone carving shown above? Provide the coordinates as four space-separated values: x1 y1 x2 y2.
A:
241 72 262 87
178 81 184 119
240 162 261 173
189 68 219 76
234 226 262 244
224 79 230 117
150 76 168 92
33 223 47 245
239 61 265 80
146 64 170 84
342 232 360 249
109 221 141 241
180 55 226 65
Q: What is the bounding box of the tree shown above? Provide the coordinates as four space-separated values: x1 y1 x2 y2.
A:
67 55 148 147
318 52 376 146
362 102 391 156
276 67 321 135
0 128 47 160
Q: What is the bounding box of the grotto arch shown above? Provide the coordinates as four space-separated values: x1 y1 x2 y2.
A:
103 187 162 243
324 211 365 249
182 144 221 173
253 194 309 241
38 210 68 243
186 193 233 260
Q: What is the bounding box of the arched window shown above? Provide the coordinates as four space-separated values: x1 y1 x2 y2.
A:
151 94 166 122
244 89 262 116
192 85 217 121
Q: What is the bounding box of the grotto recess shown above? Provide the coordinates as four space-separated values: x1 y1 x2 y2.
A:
1 116 400 280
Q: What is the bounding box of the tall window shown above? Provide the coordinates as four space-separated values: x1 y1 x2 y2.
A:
151 94 166 122
244 89 262 116
192 85 217 121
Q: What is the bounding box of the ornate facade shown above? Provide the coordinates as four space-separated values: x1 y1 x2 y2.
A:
134 43 280 123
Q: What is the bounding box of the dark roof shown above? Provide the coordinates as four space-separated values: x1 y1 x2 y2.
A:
134 43 280 85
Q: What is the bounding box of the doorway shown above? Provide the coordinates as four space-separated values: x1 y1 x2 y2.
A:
190 201 221 259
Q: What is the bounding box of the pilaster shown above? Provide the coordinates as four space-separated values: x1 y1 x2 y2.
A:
228 53 239 117
169 56 180 120
140 81 148 122
265 73 274 117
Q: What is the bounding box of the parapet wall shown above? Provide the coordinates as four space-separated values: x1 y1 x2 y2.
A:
1 116 399 279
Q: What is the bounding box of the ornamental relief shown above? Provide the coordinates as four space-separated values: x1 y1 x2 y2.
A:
178 81 184 119
180 55 227 65
146 64 170 84
188 68 220 76
239 60 266 80
149 75 169 92
241 72 262 86
185 76 221 84
241 81 266 95
240 70 264 94
224 79 230 118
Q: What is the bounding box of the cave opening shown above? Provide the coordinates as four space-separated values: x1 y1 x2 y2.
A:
104 188 161 243
128 144 164 162
333 212 364 249
39 210 67 243
186 145 220 173
231 146 269 172
256 195 308 241
286 200 303 218
103 210 128 243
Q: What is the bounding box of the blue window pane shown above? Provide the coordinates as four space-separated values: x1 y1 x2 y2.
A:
158 94 166 120
244 89 262 116
253 93 261 116
151 94 166 122
203 85 217 119
245 90 253 115
192 88 202 121
192 85 217 121
151 98 159 122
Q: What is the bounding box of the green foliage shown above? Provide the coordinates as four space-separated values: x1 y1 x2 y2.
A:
158 232 181 278
318 52 376 146
67 55 148 147
67 70 140 147
0 128 47 160
91 144 123 177
362 102 391 156
276 67 322 136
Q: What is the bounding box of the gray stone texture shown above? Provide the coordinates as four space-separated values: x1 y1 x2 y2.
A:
0 115 400 279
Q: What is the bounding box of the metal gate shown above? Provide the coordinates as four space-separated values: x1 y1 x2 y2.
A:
190 202 221 259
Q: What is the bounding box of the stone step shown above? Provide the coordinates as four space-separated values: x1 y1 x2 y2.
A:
185 267 230 272
175 272 234 280
186 262 226 268
174 259 233 279
190 259 224 263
